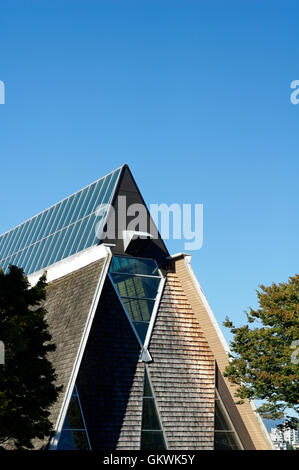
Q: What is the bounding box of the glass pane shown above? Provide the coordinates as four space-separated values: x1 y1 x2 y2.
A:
102 169 119 204
1 229 15 259
0 232 9 256
52 226 71 264
11 223 29 256
68 190 85 225
55 197 74 231
110 256 160 276
9 251 22 269
20 245 34 273
123 299 154 322
36 208 53 241
23 240 42 273
84 179 104 215
34 235 54 272
30 212 48 245
57 430 89 450
63 396 85 430
143 368 153 397
5 225 22 258
76 183 95 220
82 219 99 250
46 203 62 236
93 174 111 211
50 199 67 233
46 229 65 266
133 322 149 344
141 431 166 450
76 215 96 252
60 223 78 259
60 194 77 228
214 431 240 450
68 218 89 255
110 274 160 299
29 238 48 273
215 400 233 431
16 246 30 271
42 231 60 267
142 398 161 430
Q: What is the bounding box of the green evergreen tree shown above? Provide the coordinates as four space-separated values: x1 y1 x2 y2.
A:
0 265 61 449
223 274 299 428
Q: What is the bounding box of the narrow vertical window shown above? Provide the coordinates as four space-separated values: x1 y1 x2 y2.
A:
141 367 166 450
214 391 242 450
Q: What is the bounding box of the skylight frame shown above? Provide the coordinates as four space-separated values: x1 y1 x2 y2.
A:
108 255 166 356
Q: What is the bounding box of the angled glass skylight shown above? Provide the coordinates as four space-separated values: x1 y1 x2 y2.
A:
109 256 162 344
0 166 122 274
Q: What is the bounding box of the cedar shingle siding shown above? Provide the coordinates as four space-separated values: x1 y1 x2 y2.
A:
148 272 215 450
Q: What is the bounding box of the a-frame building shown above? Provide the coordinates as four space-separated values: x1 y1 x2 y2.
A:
0 165 273 450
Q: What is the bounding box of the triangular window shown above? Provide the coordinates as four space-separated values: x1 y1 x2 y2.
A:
109 256 162 344
140 367 167 450
57 385 91 450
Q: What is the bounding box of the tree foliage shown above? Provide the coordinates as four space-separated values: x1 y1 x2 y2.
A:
223 274 299 427
0 265 61 449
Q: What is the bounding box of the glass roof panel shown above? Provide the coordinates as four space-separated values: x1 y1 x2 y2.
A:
0 166 122 274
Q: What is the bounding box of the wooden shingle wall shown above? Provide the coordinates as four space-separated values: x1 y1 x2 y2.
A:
148 272 215 450
173 255 272 450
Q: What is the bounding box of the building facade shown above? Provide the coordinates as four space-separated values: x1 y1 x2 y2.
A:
270 427 299 450
0 165 273 450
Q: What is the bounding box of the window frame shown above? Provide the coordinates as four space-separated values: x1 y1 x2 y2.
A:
214 389 243 450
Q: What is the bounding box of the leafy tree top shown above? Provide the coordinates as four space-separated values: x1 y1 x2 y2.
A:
224 274 299 427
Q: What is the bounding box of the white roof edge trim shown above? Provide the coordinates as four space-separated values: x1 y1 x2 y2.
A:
27 244 110 286
49 244 113 450
248 399 275 449
166 252 189 260
181 253 231 355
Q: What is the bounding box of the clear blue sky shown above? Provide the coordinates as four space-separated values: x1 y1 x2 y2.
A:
0 0 298 345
